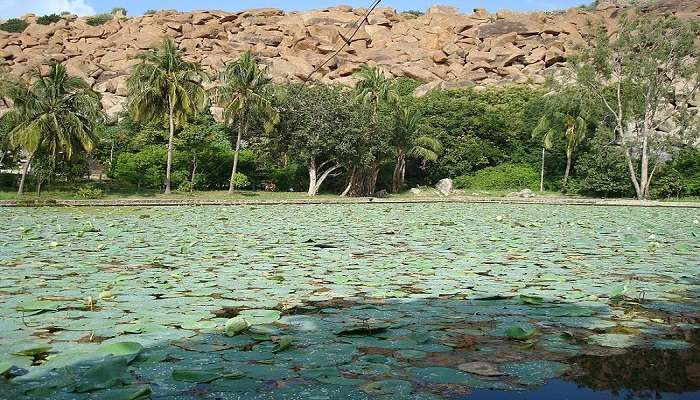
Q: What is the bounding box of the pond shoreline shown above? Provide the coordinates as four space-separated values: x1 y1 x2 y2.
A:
1 196 699 208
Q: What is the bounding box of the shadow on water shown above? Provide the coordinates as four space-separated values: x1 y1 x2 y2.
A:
2 294 700 400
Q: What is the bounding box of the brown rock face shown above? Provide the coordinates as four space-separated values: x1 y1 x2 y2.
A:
1 1 695 117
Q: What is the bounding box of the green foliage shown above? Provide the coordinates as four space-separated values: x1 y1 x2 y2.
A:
652 149 700 199
568 129 633 198
76 185 105 199
417 86 545 182
36 14 62 25
402 10 424 18
86 14 113 27
110 145 166 189
454 163 538 190
144 9 158 15
0 18 28 33
111 7 127 16
230 172 250 189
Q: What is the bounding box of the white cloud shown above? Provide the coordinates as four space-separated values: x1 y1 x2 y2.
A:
0 0 96 18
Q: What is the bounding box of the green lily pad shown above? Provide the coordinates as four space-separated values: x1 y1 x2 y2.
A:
238 309 281 325
505 326 538 341
224 317 249 336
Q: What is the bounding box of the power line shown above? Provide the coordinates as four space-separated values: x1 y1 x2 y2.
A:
294 0 383 91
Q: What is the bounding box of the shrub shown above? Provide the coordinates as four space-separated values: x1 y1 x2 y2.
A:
111 7 127 16
454 163 538 190
231 172 250 189
0 18 29 33
86 14 113 26
144 9 158 15
76 185 105 199
569 148 633 198
109 145 166 189
37 14 62 25
402 10 424 18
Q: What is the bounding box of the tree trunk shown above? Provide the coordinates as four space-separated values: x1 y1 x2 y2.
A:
344 165 379 197
563 153 572 189
392 153 406 193
539 147 545 192
17 152 33 195
191 153 197 186
340 167 356 197
36 179 42 197
228 119 245 194
639 135 649 200
307 159 317 196
165 98 175 194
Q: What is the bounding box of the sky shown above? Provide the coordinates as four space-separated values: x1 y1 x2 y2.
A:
1 0 588 18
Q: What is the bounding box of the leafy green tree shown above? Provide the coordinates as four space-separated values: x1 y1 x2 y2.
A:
570 14 700 199
127 37 208 194
213 52 278 194
390 106 441 192
0 63 102 194
273 84 370 196
110 145 167 189
532 92 590 190
343 65 397 196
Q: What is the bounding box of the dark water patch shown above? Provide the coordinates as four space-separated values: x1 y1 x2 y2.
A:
468 380 700 399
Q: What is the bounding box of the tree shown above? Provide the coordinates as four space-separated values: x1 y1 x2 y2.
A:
570 14 700 199
532 92 590 190
127 37 207 194
274 84 369 196
343 65 397 196
213 52 278 194
0 63 102 194
390 105 442 192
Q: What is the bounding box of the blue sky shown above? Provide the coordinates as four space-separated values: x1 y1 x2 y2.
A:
1 0 589 18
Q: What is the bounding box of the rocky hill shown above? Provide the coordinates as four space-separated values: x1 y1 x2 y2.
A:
1 0 698 117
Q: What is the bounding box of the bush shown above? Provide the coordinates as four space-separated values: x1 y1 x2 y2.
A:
37 14 62 25
0 18 29 33
144 9 158 15
454 163 538 190
86 14 113 26
109 145 166 189
76 185 105 199
111 7 127 16
651 148 700 199
569 148 633 198
231 172 250 189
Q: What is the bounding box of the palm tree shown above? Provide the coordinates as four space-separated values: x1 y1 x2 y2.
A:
0 63 102 194
533 111 587 190
127 37 207 194
212 52 278 194
391 106 442 193
354 65 398 116
342 65 397 196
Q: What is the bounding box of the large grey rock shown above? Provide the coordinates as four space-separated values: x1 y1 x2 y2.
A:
507 188 536 198
435 178 453 196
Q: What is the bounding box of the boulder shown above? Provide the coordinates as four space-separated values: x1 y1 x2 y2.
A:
435 178 453 196
507 188 536 198
409 188 421 195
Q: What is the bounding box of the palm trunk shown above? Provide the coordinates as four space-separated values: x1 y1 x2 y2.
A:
539 147 545 193
17 152 33 195
392 153 406 193
165 98 175 194
229 118 245 194
563 153 572 189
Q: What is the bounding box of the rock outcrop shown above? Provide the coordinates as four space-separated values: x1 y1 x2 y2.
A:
0 1 697 117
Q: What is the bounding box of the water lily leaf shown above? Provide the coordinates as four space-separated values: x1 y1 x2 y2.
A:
500 361 569 385
458 362 504 377
0 362 13 376
224 317 249 336
336 321 390 336
16 300 59 313
505 326 538 341
92 385 152 400
610 285 628 299
587 333 641 348
361 379 413 396
238 309 281 325
13 346 52 357
272 336 293 353
96 342 143 362
73 357 129 393
519 294 544 305
171 369 222 383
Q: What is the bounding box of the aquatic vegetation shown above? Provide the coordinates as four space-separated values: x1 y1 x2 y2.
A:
0 203 698 398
